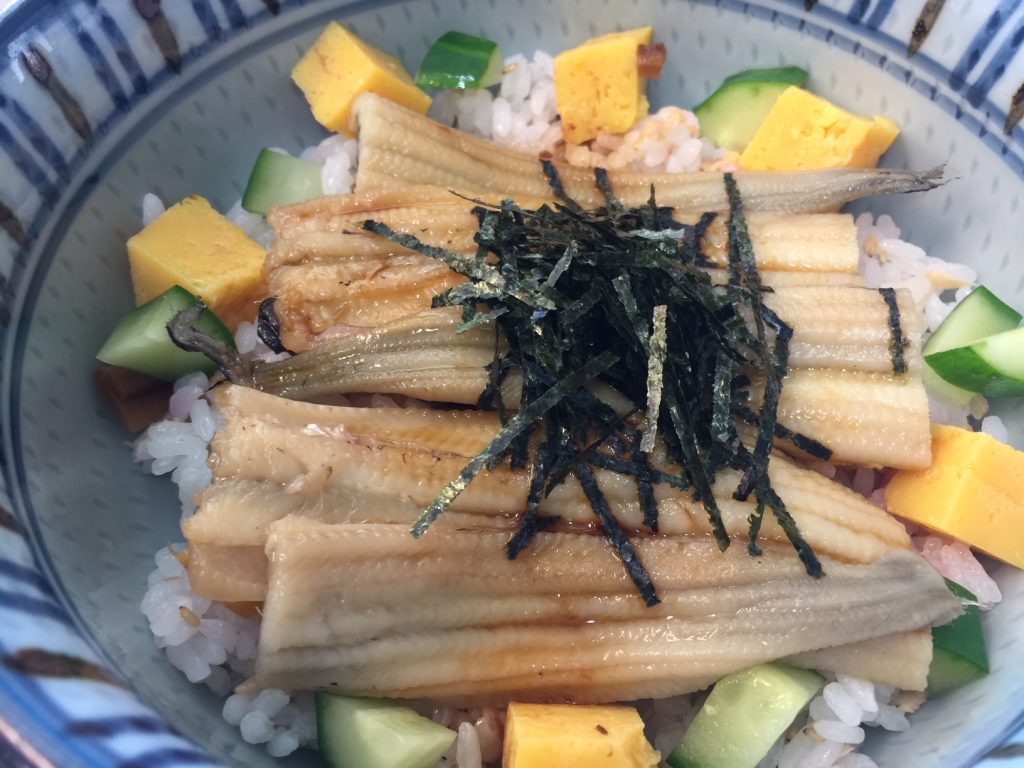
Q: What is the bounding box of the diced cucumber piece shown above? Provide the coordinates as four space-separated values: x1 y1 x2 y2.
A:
922 367 975 407
928 580 989 697
668 663 823 768
929 647 988 696
415 31 503 90
315 692 456 768
925 286 1022 354
923 286 1022 403
96 285 235 381
933 581 988 671
241 148 323 216
925 326 1024 398
693 66 809 152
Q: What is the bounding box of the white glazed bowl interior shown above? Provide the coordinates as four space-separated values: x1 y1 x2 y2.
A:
7 1 1024 766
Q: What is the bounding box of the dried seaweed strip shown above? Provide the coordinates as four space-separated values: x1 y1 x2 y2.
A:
631 433 660 533
684 211 718 267
575 462 660 606
457 306 508 334
507 422 561 558
362 220 555 312
594 167 623 215
757 485 823 577
736 311 792 500
762 420 832 461
725 176 790 503
541 159 582 211
560 285 604 326
732 402 833 462
411 352 617 538
709 351 736 445
505 514 560 559
879 287 908 375
588 453 691 491
358 165 820 596
747 491 767 557
610 274 650 346
663 382 729 550
641 305 667 453
547 241 577 288
478 345 513 420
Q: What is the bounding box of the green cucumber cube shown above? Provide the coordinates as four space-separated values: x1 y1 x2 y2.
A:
96 285 235 381
928 580 989 697
668 663 823 768
415 31 503 90
315 692 456 768
926 326 1024 397
923 285 1023 399
242 149 324 216
693 66 809 152
924 286 1022 355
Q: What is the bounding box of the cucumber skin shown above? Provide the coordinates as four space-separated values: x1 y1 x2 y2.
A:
95 286 234 381
693 67 809 152
928 647 988 697
242 149 323 216
921 366 975 407
415 31 502 90
922 286 1023 397
925 330 1024 398
699 66 808 99
315 692 455 768
694 84 790 153
923 286 1022 356
928 580 988 697
933 581 988 670
667 663 823 768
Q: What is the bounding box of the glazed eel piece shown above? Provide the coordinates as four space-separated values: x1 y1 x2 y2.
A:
185 385 917 603
242 518 959 703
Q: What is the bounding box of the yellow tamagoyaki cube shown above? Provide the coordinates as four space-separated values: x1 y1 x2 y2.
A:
554 27 654 144
503 702 661 768
127 196 265 325
739 86 899 171
292 21 431 134
886 424 1024 569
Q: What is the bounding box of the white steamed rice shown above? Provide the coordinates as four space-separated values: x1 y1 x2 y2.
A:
140 543 318 754
132 50 1007 768
300 135 360 195
141 133 359 255
431 51 563 154
430 51 736 174
134 371 218 518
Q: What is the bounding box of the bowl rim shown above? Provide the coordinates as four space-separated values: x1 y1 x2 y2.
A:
2 1 1024 766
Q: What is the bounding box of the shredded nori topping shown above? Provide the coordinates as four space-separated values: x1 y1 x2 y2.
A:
363 165 824 602
879 287 909 375
541 158 581 211
410 351 619 538
641 304 668 453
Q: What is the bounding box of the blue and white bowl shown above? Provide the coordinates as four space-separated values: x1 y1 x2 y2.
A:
1 1 1024 766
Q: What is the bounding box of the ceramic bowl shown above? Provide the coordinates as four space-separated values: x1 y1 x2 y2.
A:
1 1 1024 766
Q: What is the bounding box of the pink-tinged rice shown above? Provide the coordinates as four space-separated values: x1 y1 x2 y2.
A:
429 52 735 175
915 536 1003 608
